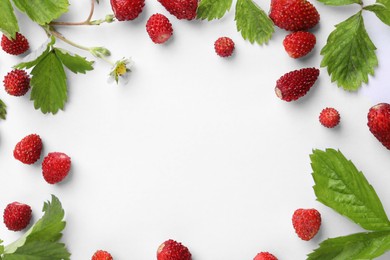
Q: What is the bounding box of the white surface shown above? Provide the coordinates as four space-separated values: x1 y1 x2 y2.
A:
1 1 390 259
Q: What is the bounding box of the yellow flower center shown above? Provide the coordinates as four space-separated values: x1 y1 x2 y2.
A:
115 63 127 76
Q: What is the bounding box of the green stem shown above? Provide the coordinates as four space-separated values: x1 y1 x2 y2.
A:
49 30 90 52
49 0 95 26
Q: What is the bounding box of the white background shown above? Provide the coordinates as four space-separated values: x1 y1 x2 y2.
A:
1 0 390 259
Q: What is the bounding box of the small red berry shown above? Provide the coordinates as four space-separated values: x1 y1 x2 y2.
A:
283 31 316 59
3 69 31 96
157 0 198 20
269 0 320 31
157 239 191 260
275 68 320 102
319 107 340 128
214 37 235 57
92 250 113 260
110 0 145 21
14 134 43 164
3 202 32 231
254 251 278 260
367 103 390 150
42 152 71 184
292 208 321 241
146 14 173 44
1 32 29 55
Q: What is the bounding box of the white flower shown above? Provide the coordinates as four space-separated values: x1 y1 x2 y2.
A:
108 58 134 85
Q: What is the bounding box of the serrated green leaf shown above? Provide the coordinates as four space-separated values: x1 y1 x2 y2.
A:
4 195 67 256
197 0 233 20
3 241 70 260
15 37 55 70
0 99 6 120
317 0 362 6
307 231 390 260
30 51 67 114
235 0 274 45
310 149 390 231
11 0 69 25
54 48 94 74
365 0 390 26
0 0 19 39
320 12 377 91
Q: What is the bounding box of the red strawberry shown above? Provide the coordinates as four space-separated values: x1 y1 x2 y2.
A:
14 134 43 164
319 107 340 128
275 68 319 102
367 103 390 150
146 14 173 44
254 252 278 260
1 32 29 55
3 69 31 96
269 0 320 31
292 208 321 241
92 250 113 260
3 202 32 231
283 31 316 58
157 0 198 20
110 0 145 21
42 152 71 184
157 239 191 260
214 37 235 57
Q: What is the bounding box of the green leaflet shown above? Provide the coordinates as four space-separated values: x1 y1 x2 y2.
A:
3 196 70 260
0 0 19 39
11 0 69 25
320 12 377 91
15 37 55 70
197 0 233 20
0 100 6 120
235 0 274 45
0 240 4 255
30 51 67 114
55 48 94 74
310 149 390 231
365 0 390 26
317 0 362 6
307 231 390 260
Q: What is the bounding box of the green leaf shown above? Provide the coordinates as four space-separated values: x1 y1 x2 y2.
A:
197 0 233 20
235 0 274 45
365 0 390 26
54 48 94 74
30 51 67 114
310 149 390 231
11 0 69 25
317 0 362 6
15 37 55 70
320 11 377 91
3 241 70 260
4 195 69 260
0 239 4 255
307 231 390 260
0 99 6 120
0 0 19 39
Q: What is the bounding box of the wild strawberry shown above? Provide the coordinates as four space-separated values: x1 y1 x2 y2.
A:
42 152 71 184
283 31 316 58
3 69 31 96
3 202 32 231
1 32 29 55
14 134 43 164
367 103 390 150
275 68 319 102
92 250 113 260
157 239 191 260
254 252 278 260
214 37 235 57
110 0 145 21
157 0 198 20
292 208 321 241
319 107 340 128
146 14 173 44
269 0 320 31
